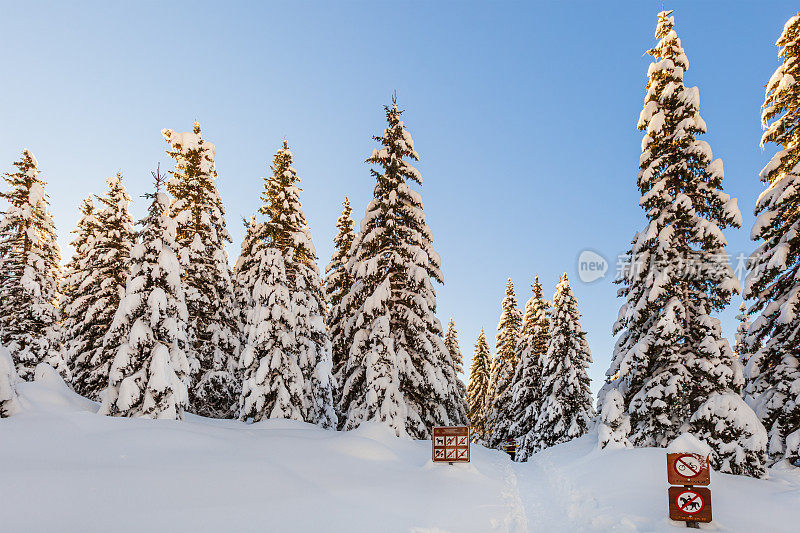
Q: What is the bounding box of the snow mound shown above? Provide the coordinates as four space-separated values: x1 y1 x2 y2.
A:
667 432 713 456
15 363 98 414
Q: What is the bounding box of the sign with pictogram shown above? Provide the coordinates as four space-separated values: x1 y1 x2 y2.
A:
667 453 710 486
432 426 470 463
668 486 712 523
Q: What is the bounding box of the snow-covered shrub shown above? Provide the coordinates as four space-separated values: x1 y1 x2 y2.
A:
689 393 768 478
597 389 631 450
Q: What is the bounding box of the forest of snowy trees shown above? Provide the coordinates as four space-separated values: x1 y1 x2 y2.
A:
1 8 800 481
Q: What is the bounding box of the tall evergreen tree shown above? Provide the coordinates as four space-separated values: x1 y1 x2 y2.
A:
238 247 307 422
535 274 594 450
338 97 453 438
65 174 136 400
234 216 260 325
486 278 522 447
466 329 492 442
258 140 335 428
0 150 68 380
100 174 191 419
443 318 468 426
162 123 240 418
62 196 101 392
325 198 355 389
744 13 800 465
598 11 762 475
510 276 551 461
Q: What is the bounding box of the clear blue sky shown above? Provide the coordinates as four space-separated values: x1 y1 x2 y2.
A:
1 1 795 395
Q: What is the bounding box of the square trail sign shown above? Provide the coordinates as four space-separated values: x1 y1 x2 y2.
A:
667 453 710 486
432 426 470 463
668 486 712 523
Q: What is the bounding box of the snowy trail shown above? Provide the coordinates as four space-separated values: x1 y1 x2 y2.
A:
513 450 597 532
2 374 800 532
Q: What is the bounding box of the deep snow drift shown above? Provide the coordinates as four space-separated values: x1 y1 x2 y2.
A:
1 367 799 532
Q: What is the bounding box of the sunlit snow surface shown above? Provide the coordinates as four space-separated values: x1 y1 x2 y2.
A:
1 368 799 532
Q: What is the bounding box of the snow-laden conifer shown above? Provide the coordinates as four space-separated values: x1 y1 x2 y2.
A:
486 279 522 448
66 174 136 400
510 276 551 461
162 123 240 418
744 14 800 465
238 247 307 422
443 318 468 426
598 11 758 474
535 274 594 450
61 196 101 392
338 97 452 438
0 150 67 380
689 393 768 477
234 216 260 323
0 344 21 417
100 174 191 419
325 198 355 389
260 141 335 428
466 329 492 442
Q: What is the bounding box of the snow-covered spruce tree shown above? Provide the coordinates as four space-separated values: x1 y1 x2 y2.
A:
466 329 492 442
238 247 307 422
325 197 355 390
0 150 68 380
100 173 191 419
535 274 594 450
598 11 765 477
163 123 240 418
234 216 261 325
259 140 335 428
443 318 468 426
0 344 22 417
338 97 453 438
511 276 551 461
744 14 800 465
486 278 523 448
65 174 137 400
61 196 101 392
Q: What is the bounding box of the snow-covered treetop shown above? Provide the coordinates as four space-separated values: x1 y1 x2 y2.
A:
759 14 800 189
262 140 317 272
162 122 216 176
368 96 422 186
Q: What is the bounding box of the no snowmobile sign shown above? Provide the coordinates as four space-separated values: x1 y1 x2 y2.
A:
432 426 470 463
667 453 710 486
668 486 712 523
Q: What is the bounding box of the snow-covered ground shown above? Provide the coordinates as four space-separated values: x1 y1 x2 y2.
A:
2 369 799 532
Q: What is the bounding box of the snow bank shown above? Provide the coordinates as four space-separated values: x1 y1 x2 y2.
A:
666 432 712 456
1 377 798 532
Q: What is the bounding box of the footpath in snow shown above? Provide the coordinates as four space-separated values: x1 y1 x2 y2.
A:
1 368 799 532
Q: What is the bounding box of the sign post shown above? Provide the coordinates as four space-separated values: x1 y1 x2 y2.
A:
432 426 470 464
666 453 712 527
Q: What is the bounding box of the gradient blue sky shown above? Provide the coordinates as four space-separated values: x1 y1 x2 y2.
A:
1 1 796 394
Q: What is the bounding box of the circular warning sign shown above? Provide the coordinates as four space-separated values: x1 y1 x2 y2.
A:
673 454 703 478
675 490 705 515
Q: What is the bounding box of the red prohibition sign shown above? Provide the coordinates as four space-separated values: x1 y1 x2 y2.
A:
675 490 704 515
674 454 702 478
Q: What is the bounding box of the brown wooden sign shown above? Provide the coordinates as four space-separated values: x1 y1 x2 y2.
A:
668 486 712 523
667 453 710 486
432 426 470 463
